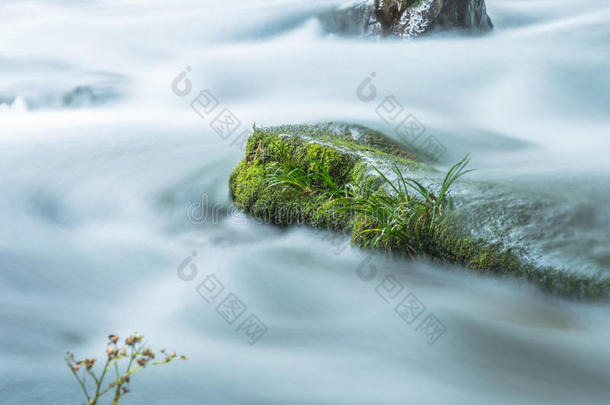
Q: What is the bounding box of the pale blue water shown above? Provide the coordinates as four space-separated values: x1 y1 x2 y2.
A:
1 1 610 404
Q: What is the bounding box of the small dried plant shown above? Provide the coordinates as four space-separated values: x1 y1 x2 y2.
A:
65 333 187 405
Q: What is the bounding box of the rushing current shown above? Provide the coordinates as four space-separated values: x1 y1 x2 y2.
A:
1 0 610 403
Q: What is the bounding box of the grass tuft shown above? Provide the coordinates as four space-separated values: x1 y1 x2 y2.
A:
265 145 474 252
335 156 474 252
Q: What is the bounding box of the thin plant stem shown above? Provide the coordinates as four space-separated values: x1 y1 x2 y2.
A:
65 358 90 402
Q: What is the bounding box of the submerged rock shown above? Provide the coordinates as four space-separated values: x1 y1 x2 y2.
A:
317 0 493 39
229 122 609 299
62 84 121 108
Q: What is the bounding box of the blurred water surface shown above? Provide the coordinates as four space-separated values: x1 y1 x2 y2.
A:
1 0 609 404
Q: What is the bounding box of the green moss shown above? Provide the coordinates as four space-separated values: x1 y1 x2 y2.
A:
229 123 610 299
229 160 263 209
230 124 363 231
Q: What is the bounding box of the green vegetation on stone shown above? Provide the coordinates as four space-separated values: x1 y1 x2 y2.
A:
229 123 610 299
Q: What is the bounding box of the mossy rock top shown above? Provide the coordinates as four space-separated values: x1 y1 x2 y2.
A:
229 122 610 299
244 122 427 167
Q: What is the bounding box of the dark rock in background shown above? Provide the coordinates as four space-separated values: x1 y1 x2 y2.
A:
317 0 493 39
433 0 493 34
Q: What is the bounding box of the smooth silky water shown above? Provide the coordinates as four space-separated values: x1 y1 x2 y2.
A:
1 0 609 403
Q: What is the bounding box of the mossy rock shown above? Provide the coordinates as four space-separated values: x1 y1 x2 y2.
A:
229 122 610 299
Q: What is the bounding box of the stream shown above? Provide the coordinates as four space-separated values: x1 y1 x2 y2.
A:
1 0 610 403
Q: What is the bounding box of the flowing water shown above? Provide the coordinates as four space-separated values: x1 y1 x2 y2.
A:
1 0 610 403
